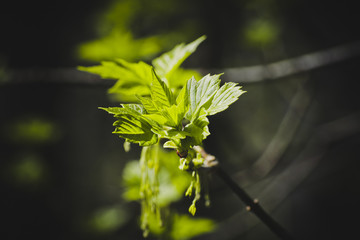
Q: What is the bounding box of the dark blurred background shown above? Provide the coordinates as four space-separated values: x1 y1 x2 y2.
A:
1 0 360 239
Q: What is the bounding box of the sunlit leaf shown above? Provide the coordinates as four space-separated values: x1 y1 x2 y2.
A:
93 35 246 238
168 68 202 89
137 95 158 114
195 74 222 110
207 82 246 115
78 61 126 79
100 106 158 146
160 105 184 128
78 30 162 62
175 80 189 117
79 59 155 101
184 108 210 145
152 36 206 78
121 104 148 115
108 59 153 93
112 114 158 146
150 69 174 108
143 113 168 127
185 74 221 121
99 104 146 116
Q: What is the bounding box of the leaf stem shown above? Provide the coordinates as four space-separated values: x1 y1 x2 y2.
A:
214 166 294 240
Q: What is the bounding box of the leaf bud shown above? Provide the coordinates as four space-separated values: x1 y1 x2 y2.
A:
176 149 188 158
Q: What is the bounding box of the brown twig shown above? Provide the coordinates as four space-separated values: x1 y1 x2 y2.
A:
214 166 294 240
196 146 294 240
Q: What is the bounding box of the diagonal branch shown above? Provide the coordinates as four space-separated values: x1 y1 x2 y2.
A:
198 147 294 240
222 41 360 83
202 112 360 240
215 166 294 240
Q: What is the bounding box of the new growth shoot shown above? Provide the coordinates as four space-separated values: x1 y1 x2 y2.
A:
79 36 245 236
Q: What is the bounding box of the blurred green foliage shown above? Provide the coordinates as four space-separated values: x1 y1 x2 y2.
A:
8 154 46 186
170 214 215 240
89 206 128 233
146 211 216 240
4 117 60 145
244 18 280 47
121 148 217 239
122 149 191 205
78 30 163 62
77 0 196 62
0 66 8 84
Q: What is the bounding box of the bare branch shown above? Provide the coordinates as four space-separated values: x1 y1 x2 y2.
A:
205 112 360 240
222 41 360 83
2 42 360 85
196 146 294 239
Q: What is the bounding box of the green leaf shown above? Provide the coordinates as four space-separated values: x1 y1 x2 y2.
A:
100 105 159 146
144 111 188 140
99 107 127 115
112 114 158 146
137 96 158 114
175 80 189 117
99 104 146 116
143 113 168 127
160 105 184 128
183 108 210 145
150 69 174 108
79 59 155 101
78 59 153 85
78 61 126 79
122 105 168 137
165 129 189 140
121 104 147 115
167 68 202 89
207 82 246 115
108 85 151 102
163 140 178 149
108 59 153 92
152 36 206 78
195 74 222 110
185 74 222 121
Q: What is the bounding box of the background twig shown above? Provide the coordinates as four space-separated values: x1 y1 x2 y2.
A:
2 42 360 85
215 166 294 240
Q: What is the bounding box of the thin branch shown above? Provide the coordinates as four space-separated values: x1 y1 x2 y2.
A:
214 166 294 240
2 42 360 85
1 68 114 87
197 147 294 240
222 41 360 83
204 112 360 240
